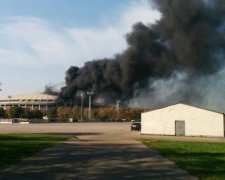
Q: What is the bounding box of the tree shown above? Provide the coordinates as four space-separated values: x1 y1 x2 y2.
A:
7 107 24 118
23 109 43 119
95 108 117 121
45 108 57 119
120 108 145 121
72 106 80 120
31 109 43 119
0 108 6 118
57 106 73 119
22 109 32 119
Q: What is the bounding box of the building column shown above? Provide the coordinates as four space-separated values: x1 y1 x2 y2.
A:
38 104 41 110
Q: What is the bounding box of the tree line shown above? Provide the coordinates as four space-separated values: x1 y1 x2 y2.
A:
0 106 147 122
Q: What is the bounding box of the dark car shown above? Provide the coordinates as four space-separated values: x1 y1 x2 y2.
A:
131 122 141 131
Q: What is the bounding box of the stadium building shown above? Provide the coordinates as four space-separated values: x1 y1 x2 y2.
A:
0 93 57 110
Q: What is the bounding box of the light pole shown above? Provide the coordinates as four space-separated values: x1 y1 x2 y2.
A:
86 91 94 120
116 100 121 121
8 95 12 109
80 91 84 120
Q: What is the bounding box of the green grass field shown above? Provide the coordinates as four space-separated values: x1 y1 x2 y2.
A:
0 134 72 169
142 139 225 180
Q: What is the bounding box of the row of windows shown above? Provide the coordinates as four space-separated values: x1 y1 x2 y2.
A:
0 104 56 110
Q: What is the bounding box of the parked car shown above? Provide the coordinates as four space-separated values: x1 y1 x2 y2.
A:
131 122 141 131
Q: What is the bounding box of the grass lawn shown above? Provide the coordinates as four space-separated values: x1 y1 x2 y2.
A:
141 139 225 180
0 133 73 169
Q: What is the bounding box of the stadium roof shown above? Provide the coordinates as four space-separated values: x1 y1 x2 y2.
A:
0 93 57 101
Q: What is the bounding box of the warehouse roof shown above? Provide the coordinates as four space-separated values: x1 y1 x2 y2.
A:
143 103 224 115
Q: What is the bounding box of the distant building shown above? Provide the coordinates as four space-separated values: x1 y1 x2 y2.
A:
0 93 57 110
141 103 225 137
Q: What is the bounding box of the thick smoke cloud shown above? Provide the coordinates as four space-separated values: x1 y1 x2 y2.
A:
58 0 225 111
44 84 59 96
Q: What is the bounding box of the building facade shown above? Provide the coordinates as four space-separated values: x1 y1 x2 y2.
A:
141 103 225 137
0 93 57 110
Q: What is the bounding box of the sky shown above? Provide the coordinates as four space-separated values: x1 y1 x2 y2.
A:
0 0 160 98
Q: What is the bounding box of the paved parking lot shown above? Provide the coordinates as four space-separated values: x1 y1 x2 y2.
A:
0 123 199 179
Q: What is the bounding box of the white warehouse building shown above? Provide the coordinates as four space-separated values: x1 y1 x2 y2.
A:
141 103 225 137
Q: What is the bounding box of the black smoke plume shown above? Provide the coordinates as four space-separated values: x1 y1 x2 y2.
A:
44 84 59 96
58 0 225 110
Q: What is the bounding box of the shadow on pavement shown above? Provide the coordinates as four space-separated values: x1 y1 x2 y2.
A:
0 138 195 180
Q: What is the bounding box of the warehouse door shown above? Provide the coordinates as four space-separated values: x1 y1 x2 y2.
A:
175 121 185 136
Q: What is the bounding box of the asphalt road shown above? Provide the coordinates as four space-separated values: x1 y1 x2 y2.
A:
0 123 198 180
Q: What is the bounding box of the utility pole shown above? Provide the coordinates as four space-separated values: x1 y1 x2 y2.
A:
80 91 84 120
116 100 121 121
86 91 94 120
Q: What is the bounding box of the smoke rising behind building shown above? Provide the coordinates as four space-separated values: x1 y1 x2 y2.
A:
58 0 225 111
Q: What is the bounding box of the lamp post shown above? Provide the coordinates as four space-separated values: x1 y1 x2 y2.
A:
86 91 94 120
116 100 121 121
80 91 84 120
8 95 12 109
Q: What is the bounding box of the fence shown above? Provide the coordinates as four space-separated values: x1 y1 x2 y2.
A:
0 119 13 124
